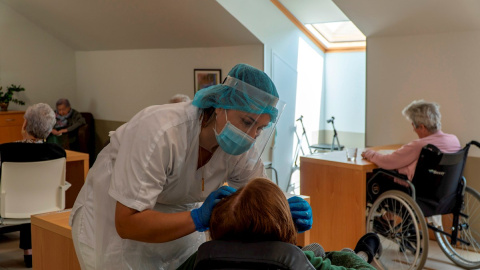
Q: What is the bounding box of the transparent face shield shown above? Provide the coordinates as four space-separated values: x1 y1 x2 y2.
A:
215 76 286 170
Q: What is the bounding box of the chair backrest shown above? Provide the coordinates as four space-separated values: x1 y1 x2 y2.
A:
412 144 469 217
79 112 95 166
0 142 66 164
0 158 67 218
193 240 316 270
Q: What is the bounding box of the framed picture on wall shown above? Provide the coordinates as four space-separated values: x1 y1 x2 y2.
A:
194 69 222 94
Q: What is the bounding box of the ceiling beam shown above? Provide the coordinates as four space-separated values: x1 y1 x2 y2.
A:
271 0 326 53
271 0 365 53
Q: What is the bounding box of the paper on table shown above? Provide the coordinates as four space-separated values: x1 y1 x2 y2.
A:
377 149 395 155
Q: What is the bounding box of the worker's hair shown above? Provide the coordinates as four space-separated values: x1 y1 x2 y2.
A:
402 100 441 133
209 178 297 245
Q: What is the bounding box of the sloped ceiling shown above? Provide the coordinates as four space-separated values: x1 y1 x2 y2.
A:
333 0 480 38
280 0 348 24
1 0 261 51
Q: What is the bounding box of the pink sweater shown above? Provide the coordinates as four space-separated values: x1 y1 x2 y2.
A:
363 131 461 181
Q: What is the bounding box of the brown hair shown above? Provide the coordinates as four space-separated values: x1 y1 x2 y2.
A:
209 177 297 245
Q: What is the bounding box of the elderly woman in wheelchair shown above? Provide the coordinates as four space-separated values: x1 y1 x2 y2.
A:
361 100 480 269
362 100 461 196
177 177 380 270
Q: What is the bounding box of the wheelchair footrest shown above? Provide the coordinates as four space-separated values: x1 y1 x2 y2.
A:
427 224 470 246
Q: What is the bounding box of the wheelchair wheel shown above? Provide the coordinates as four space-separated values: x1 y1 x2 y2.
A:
435 186 480 269
366 190 429 270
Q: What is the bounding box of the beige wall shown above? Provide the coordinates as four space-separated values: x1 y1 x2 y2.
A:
463 157 480 193
0 2 76 110
366 31 480 185
76 45 264 161
75 45 263 122
366 31 480 149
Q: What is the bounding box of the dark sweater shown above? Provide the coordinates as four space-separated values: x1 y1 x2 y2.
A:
0 142 66 176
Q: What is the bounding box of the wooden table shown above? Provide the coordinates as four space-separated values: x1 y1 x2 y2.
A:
300 145 401 251
31 210 80 270
66 150 89 208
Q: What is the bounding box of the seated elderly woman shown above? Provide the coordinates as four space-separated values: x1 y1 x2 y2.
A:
176 178 378 270
0 103 66 268
47 98 86 150
361 100 461 202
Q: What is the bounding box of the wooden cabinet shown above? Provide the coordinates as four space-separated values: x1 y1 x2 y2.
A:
31 210 81 270
0 111 24 143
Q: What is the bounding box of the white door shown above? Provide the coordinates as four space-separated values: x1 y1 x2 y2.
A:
271 52 297 191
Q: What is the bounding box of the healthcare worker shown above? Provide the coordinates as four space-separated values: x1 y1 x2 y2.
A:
69 63 312 270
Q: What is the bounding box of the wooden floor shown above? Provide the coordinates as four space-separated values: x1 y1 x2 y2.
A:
0 231 468 270
0 232 29 270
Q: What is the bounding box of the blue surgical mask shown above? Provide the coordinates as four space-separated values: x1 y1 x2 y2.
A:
214 111 255 155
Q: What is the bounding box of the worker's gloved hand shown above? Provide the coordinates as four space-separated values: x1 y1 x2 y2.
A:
191 186 237 232
288 196 313 233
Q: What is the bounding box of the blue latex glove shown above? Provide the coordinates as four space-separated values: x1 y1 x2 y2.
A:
191 186 237 232
288 196 313 233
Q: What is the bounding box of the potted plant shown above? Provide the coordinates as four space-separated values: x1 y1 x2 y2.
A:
0 84 26 111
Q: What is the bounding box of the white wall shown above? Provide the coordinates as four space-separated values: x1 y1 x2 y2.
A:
0 2 76 111
366 31 480 156
75 45 263 122
324 51 366 134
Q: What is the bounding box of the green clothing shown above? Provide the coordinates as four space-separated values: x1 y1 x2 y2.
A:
176 250 375 270
305 251 376 270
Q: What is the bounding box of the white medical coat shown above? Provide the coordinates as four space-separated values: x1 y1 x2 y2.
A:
69 102 266 270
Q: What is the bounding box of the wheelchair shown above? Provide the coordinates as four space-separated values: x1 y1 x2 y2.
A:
366 141 480 270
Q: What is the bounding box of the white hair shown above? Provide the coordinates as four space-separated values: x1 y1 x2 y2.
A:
24 103 56 139
402 100 441 133
169 94 191 103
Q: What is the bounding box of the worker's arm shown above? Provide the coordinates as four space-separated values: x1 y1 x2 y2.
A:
115 201 196 243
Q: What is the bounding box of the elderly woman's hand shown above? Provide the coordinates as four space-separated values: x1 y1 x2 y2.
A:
361 149 376 160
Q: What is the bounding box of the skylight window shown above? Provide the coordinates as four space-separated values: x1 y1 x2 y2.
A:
305 21 365 50
311 21 365 43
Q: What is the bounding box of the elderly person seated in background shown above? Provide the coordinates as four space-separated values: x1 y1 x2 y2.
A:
362 100 461 202
177 177 379 270
169 94 191 103
0 103 66 268
47 98 86 150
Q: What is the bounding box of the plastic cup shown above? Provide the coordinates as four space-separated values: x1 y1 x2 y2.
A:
346 147 358 161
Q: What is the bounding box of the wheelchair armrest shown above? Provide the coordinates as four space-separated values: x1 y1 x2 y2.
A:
371 168 408 180
369 169 417 200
